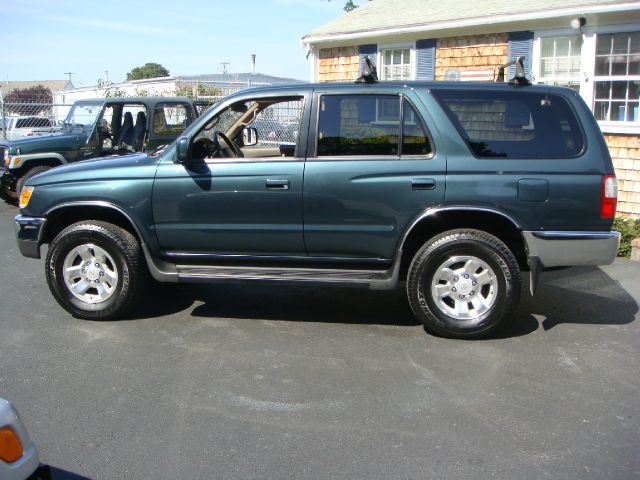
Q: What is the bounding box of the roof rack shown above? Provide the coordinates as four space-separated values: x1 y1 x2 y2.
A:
355 56 378 84
496 56 530 85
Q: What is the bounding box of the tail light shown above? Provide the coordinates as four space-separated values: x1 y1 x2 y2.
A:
600 175 618 219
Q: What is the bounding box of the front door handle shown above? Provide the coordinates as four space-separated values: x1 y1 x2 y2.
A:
265 179 290 190
411 178 436 190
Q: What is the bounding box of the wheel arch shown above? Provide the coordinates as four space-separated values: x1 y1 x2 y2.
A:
398 207 527 275
16 153 66 170
42 202 146 247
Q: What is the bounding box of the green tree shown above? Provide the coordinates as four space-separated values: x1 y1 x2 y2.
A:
126 62 170 81
4 85 52 115
327 0 369 12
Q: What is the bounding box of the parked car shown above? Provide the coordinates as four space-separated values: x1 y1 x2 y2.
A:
2 116 54 141
13 69 620 338
1 96 198 201
0 398 39 480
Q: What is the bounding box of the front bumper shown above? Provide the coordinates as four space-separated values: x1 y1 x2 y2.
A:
523 230 621 268
14 215 46 259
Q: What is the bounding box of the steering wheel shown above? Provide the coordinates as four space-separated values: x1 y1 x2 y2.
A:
191 137 216 160
214 131 243 158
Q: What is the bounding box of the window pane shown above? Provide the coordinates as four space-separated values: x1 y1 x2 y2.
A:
595 57 610 76
538 36 582 81
593 101 609 121
611 81 628 99
153 103 192 135
611 55 628 75
629 55 640 75
612 34 630 54
317 95 400 156
431 90 585 158
631 33 640 54
402 99 432 156
595 81 612 100
596 34 613 55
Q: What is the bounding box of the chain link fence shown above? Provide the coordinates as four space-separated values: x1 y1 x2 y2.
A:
1 80 300 143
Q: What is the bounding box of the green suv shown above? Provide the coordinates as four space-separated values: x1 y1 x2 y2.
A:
1 96 197 200
14 81 620 338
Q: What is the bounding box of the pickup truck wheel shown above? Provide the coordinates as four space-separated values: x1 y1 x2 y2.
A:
46 221 146 320
16 166 52 199
407 229 521 339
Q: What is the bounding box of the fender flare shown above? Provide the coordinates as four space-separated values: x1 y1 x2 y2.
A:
10 152 67 170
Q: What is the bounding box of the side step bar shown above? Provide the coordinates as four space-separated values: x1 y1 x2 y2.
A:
175 263 400 290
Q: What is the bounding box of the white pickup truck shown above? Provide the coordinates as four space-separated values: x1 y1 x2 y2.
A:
1 116 55 140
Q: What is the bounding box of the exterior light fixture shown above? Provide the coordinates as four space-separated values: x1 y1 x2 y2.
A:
570 17 586 30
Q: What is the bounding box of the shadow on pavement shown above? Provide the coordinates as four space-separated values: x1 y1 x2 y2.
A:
127 265 638 337
30 465 92 480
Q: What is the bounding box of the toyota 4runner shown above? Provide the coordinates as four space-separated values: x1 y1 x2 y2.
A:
14 78 620 338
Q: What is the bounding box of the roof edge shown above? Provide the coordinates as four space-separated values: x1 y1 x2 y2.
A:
302 1 640 45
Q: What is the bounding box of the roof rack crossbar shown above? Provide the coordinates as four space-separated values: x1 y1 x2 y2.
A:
496 56 530 85
355 56 378 84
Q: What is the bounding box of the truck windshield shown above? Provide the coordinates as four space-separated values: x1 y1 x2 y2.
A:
65 103 103 127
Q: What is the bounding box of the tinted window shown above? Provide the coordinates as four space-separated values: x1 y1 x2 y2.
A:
317 95 400 156
317 95 432 157
402 100 432 156
432 90 584 158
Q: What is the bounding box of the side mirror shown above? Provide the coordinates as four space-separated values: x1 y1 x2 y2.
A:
176 137 189 163
242 127 258 147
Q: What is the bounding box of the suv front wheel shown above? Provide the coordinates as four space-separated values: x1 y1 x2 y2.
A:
407 229 521 339
46 221 146 320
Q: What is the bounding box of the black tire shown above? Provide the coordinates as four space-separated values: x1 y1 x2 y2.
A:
16 165 52 199
407 229 521 339
0 186 17 203
45 221 147 320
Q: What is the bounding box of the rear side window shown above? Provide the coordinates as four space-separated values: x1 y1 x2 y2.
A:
153 103 194 135
317 94 432 157
431 90 585 158
15 117 51 128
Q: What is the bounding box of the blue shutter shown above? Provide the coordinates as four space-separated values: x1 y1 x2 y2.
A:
508 31 534 79
415 39 436 81
359 44 377 74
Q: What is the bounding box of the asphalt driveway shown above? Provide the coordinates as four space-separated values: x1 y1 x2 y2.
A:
0 200 638 479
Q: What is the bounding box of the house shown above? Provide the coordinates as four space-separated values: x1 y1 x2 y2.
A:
302 0 640 218
0 80 74 98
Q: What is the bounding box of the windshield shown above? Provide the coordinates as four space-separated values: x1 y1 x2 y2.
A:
65 102 103 127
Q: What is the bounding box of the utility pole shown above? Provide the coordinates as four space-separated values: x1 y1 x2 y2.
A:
220 62 230 74
64 72 75 83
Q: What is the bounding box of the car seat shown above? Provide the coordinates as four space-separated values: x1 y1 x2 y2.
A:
114 112 134 148
133 111 147 151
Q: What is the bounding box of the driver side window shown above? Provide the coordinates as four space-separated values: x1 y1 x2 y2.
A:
192 96 304 160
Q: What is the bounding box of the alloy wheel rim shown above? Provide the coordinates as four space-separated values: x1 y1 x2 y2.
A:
62 244 118 304
430 255 498 321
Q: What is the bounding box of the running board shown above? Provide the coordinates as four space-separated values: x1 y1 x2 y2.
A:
175 262 400 290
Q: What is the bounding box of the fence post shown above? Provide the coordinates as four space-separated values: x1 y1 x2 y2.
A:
0 89 6 140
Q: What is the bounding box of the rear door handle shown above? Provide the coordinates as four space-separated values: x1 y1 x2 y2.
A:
265 179 290 190
411 178 436 190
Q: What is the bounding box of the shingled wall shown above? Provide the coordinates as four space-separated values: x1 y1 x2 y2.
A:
435 34 508 80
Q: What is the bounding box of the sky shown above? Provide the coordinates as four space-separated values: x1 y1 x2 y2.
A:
0 0 365 87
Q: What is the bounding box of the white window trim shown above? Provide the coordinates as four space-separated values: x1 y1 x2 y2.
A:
533 22 640 134
376 42 416 81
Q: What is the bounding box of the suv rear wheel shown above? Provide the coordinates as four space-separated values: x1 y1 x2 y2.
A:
407 229 521 339
46 221 146 320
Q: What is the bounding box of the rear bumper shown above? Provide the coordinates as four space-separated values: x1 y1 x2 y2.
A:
523 231 620 268
14 215 46 259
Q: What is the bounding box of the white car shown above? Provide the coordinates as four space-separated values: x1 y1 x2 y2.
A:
3 116 54 140
0 398 39 480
